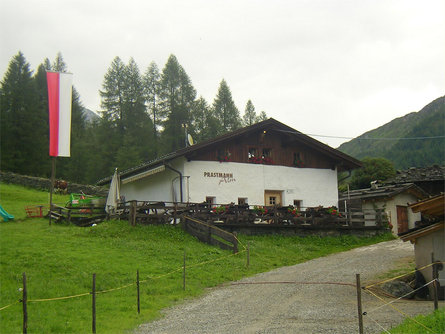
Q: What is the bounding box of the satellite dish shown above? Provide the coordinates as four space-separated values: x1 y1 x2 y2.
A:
187 134 194 146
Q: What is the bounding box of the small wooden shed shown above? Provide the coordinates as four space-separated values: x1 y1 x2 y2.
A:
339 183 428 234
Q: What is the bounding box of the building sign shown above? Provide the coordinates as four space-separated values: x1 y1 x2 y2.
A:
203 171 236 185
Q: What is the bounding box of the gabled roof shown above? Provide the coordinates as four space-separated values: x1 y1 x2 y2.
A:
339 183 428 202
97 118 362 185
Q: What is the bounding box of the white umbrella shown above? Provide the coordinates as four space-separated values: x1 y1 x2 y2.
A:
105 168 120 214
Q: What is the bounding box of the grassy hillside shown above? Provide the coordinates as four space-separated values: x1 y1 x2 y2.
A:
385 308 445 334
338 96 445 169
0 183 394 333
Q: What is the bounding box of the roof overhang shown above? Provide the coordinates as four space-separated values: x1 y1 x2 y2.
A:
399 222 444 243
121 165 165 184
409 194 445 216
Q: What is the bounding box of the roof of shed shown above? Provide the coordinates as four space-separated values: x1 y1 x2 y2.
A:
339 183 428 202
97 118 362 185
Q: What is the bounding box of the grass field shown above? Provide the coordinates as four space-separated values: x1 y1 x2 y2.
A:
385 307 445 333
0 182 396 333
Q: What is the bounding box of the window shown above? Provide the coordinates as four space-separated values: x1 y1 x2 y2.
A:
249 147 273 164
262 148 271 158
262 148 273 164
248 147 257 159
293 200 302 211
205 196 215 205
269 196 276 205
217 148 231 162
238 197 248 206
294 152 304 167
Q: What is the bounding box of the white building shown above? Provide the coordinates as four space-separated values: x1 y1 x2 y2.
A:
99 119 361 208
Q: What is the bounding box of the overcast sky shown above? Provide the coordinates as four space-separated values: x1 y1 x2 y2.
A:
1 0 444 148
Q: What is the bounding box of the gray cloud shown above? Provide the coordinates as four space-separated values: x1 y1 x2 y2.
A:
1 0 444 147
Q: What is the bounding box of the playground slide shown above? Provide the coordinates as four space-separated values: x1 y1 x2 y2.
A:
0 205 14 222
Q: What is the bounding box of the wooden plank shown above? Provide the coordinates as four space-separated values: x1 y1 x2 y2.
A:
209 238 233 251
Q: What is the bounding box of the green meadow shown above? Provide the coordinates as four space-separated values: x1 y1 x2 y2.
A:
0 182 396 333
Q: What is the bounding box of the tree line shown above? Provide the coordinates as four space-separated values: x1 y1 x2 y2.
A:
0 52 267 184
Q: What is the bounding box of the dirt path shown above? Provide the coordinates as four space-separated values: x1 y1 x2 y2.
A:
135 240 443 333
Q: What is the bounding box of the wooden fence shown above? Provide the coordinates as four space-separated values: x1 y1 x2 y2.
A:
182 216 238 253
122 200 388 229
50 204 106 226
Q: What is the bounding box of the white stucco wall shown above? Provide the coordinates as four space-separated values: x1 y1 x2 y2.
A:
120 159 186 202
183 160 338 207
120 159 339 207
415 229 445 288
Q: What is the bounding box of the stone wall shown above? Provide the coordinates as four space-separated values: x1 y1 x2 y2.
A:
0 171 108 196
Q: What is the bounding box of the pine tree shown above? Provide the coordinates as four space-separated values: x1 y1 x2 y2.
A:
99 57 155 172
159 54 196 152
32 63 52 174
212 79 241 134
0 52 45 175
257 110 268 122
242 99 256 126
100 57 127 132
143 61 162 155
52 52 68 72
190 96 220 142
120 58 154 163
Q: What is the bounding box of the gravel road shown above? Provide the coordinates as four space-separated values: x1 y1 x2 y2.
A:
135 239 443 334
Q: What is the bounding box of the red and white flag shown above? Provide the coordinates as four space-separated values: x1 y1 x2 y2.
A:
47 72 73 157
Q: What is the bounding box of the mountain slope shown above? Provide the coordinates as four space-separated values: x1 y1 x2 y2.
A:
338 96 445 169
81 107 100 123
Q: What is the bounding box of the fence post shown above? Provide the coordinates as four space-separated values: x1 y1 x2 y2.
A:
130 201 137 226
356 274 364 334
246 242 250 268
433 263 439 310
22 272 27 334
92 273 96 334
137 269 140 314
183 217 188 232
207 225 212 244
183 250 187 291
233 231 238 254
431 253 439 310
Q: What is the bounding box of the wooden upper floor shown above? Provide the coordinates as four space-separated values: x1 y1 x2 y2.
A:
188 128 339 170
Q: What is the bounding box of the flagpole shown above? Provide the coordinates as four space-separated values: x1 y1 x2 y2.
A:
49 157 56 225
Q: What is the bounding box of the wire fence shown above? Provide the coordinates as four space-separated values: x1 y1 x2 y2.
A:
361 261 444 334
1 245 442 334
0 237 248 333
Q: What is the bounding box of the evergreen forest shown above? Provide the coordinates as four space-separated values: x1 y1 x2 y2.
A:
0 52 267 184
